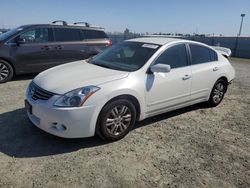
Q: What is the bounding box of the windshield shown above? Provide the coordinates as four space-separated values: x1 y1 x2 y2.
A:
90 42 160 72
0 27 24 41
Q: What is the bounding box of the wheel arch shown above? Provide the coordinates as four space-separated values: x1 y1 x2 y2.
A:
217 76 229 92
94 93 142 139
218 76 228 84
101 94 141 121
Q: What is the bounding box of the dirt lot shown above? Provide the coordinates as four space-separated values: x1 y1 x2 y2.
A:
0 58 249 188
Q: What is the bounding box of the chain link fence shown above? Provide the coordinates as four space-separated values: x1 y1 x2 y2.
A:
109 34 250 59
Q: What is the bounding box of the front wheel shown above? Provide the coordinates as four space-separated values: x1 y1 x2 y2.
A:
96 99 136 141
0 60 14 83
207 79 227 107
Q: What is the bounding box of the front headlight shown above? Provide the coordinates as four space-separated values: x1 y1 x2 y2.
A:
54 86 100 107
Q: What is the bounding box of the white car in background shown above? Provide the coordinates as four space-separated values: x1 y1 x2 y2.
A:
25 37 235 141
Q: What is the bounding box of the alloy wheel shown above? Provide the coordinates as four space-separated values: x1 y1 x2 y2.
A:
212 82 225 104
105 105 132 136
0 62 9 81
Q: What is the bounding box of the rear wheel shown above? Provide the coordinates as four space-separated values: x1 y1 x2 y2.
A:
96 99 136 141
207 79 227 107
0 60 14 83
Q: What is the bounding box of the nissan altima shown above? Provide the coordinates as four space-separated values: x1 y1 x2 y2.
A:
25 37 235 141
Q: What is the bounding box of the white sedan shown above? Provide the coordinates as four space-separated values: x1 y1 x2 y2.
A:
25 37 235 141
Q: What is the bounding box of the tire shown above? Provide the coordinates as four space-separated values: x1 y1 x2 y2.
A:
207 79 227 107
0 60 14 83
96 99 136 141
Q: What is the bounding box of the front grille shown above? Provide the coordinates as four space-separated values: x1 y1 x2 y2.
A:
29 82 55 101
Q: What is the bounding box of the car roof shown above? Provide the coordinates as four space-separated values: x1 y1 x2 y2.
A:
18 24 105 31
127 37 191 45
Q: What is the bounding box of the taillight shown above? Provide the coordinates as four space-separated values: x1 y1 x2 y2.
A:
106 40 112 47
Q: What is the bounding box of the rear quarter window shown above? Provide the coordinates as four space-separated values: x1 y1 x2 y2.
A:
83 29 107 39
209 49 218 61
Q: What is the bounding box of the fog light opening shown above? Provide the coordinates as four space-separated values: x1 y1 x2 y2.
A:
60 124 67 131
51 122 67 131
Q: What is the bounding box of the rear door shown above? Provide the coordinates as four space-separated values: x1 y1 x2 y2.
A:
13 27 57 73
52 27 90 64
188 44 220 100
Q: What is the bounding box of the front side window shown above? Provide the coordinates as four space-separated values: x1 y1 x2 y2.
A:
90 42 160 71
154 44 188 69
54 28 82 42
190 44 217 65
19 28 48 43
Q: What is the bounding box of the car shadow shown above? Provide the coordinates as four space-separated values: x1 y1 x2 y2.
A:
0 103 209 158
135 103 209 129
0 108 107 158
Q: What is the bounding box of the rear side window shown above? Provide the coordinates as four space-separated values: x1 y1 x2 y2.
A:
83 30 107 39
190 44 217 65
54 28 82 42
155 44 188 69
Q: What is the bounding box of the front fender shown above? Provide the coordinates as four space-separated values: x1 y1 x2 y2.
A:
83 77 146 136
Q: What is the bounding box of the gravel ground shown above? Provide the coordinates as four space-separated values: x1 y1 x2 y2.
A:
0 58 249 188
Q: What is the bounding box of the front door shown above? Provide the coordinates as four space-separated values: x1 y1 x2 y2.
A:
145 44 192 115
13 27 57 73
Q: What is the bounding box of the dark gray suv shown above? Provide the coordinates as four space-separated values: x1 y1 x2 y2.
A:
0 21 112 83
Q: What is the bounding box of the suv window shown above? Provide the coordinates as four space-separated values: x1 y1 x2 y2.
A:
155 44 188 69
19 28 48 43
83 29 107 39
54 28 82 42
190 44 217 64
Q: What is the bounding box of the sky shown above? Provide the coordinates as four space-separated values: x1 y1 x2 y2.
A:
0 0 250 36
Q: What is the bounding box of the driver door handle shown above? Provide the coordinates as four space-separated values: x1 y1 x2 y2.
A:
182 74 191 80
41 46 51 50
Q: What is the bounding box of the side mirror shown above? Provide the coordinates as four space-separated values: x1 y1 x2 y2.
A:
150 64 171 73
17 38 26 45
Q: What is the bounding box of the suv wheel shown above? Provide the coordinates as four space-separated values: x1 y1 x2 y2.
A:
96 99 136 141
0 60 14 83
207 79 227 107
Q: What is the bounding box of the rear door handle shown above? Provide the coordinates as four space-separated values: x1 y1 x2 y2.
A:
55 45 63 50
213 67 219 71
182 74 191 80
41 46 51 50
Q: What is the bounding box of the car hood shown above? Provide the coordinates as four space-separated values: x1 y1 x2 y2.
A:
33 60 129 94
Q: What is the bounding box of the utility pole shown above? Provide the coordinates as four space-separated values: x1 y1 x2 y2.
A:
238 14 246 36
234 14 246 56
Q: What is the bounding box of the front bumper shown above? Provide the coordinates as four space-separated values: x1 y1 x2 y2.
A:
25 92 98 138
